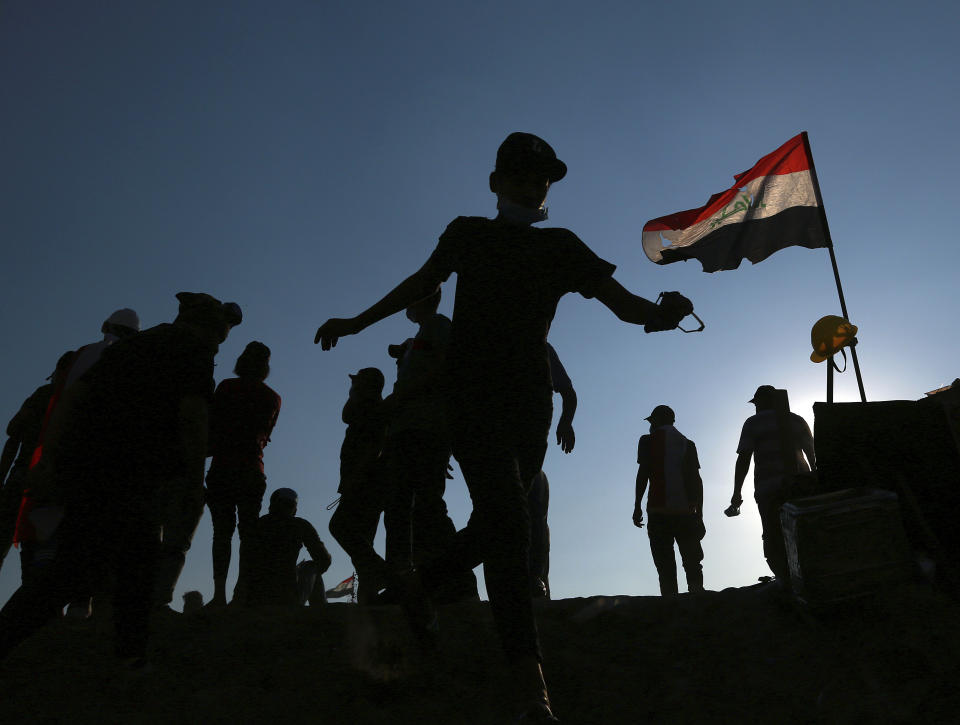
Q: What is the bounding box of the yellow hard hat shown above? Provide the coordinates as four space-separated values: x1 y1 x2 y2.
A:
810 315 858 363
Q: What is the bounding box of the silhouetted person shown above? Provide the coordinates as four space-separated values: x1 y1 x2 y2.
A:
729 385 816 584
633 405 705 596
528 342 577 600
203 341 281 608
0 292 240 668
382 288 479 603
61 308 141 619
8 309 141 591
0 353 74 579
327 368 388 605
315 131 694 723
235 488 332 606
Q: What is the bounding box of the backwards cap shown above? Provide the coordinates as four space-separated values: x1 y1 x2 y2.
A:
104 308 140 332
174 292 242 341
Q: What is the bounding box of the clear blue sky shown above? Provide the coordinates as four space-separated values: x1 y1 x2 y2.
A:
2 1 958 607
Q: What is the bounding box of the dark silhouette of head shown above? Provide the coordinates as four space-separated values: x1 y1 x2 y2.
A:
489 132 566 210
269 487 298 517
174 292 242 346
101 308 140 339
47 350 76 383
645 404 676 429
349 367 385 398
750 385 777 411
234 341 271 381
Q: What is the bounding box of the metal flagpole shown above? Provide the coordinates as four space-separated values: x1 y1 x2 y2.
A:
801 132 867 403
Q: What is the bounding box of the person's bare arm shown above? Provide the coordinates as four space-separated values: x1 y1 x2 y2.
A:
594 277 660 326
555 385 577 454
634 465 648 528
315 261 445 349
732 451 751 507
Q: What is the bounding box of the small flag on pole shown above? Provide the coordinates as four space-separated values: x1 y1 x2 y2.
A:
642 133 829 272
325 573 356 599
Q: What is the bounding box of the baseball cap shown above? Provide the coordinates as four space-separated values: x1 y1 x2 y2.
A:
349 367 385 391
495 132 567 182
645 405 675 424
749 385 776 404
105 308 140 332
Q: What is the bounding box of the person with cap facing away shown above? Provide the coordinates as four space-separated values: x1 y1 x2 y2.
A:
315 130 696 724
634 405 705 596
233 487 332 606
62 308 141 390
327 367 389 605
0 292 240 668
202 341 281 610
728 385 816 585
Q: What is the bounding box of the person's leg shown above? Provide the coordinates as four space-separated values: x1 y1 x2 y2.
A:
0 505 90 660
674 515 706 593
328 470 387 604
235 471 266 543
111 497 160 661
383 435 415 571
230 471 266 602
527 470 550 598
206 496 237 606
757 495 789 581
296 560 323 605
153 477 205 606
392 430 480 602
647 514 680 596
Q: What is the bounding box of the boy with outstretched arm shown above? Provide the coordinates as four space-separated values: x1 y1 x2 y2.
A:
316 132 693 724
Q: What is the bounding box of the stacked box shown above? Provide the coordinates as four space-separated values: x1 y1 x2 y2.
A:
781 488 913 605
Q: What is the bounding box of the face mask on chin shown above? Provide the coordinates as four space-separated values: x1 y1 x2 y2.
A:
496 195 548 225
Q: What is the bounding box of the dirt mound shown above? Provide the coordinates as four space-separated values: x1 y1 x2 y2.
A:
2 584 959 724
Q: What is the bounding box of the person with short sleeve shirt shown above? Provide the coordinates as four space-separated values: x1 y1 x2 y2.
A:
327 368 388 605
203 341 282 609
0 292 240 667
235 488 332 607
729 385 816 583
634 405 705 596
315 132 695 723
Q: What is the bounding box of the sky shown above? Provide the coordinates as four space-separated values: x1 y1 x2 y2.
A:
2 1 958 609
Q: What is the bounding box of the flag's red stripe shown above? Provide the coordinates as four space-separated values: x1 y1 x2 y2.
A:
643 133 811 232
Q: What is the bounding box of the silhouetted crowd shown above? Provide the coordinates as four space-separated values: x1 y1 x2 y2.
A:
0 132 817 724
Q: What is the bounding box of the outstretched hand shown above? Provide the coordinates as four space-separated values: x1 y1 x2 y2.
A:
315 318 360 350
644 291 694 333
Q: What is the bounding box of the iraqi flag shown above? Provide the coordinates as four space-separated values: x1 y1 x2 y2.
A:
642 133 829 272
325 573 356 599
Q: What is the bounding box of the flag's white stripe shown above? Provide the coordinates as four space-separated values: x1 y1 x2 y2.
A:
643 170 818 263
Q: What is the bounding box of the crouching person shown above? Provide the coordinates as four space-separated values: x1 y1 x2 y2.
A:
234 488 332 606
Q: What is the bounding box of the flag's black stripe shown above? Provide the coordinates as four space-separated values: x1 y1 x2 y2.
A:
659 206 828 273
